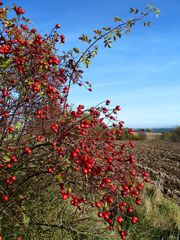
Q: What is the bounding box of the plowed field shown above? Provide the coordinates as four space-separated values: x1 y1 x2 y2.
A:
134 141 180 203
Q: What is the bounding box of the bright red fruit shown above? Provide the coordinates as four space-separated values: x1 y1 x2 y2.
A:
131 216 139 224
14 6 25 15
11 156 17 162
25 147 32 155
135 198 141 205
61 193 69 200
116 216 124 223
0 2 153 238
2 195 9 202
128 206 134 213
106 100 110 105
82 168 88 174
55 24 60 28
95 201 102 208
98 212 103 218
107 196 114 203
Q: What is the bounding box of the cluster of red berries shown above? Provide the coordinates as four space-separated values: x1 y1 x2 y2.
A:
0 3 152 239
14 6 25 15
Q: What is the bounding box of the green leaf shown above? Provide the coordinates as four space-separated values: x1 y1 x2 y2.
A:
16 121 22 129
146 4 153 10
113 16 122 22
103 27 111 31
82 58 90 68
155 8 160 18
55 175 63 183
78 34 91 43
130 8 135 13
39 91 44 96
22 213 30 225
3 155 10 162
8 134 13 140
0 57 12 69
22 17 32 24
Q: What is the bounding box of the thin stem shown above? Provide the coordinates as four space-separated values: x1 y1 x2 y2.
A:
63 11 151 112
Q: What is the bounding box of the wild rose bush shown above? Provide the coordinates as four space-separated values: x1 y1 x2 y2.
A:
0 2 159 239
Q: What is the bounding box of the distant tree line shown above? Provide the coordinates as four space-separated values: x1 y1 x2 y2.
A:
116 129 147 141
161 127 180 142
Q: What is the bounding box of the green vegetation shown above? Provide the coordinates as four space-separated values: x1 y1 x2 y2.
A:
2 179 179 239
161 127 180 142
127 186 180 240
116 129 147 141
1 2 178 240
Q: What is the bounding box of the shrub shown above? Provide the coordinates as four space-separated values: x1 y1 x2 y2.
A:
161 127 180 142
146 128 152 133
0 2 159 239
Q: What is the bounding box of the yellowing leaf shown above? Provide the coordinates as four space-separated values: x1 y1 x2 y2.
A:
3 155 10 162
55 175 63 182
73 47 80 53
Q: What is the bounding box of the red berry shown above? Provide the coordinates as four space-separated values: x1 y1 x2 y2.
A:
11 156 17 162
48 167 54 174
14 6 25 15
107 196 114 203
61 193 69 200
7 126 15 133
128 128 134 135
6 163 12 169
103 177 111 183
129 140 135 148
60 35 65 44
103 212 109 220
129 154 135 163
117 216 124 223
51 123 58 132
31 28 36 33
130 170 136 176
55 24 60 28
25 147 32 155
98 212 103 218
2 194 9 202
10 176 16 181
128 206 134 213
120 229 128 240
82 168 88 174
131 216 139 224
106 100 110 105
135 198 141 205
115 105 121 111
137 183 144 191
95 201 101 208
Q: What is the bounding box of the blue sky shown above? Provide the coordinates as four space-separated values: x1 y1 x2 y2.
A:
5 0 180 128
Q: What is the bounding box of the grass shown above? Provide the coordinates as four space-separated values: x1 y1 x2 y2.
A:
127 186 180 240
1 175 180 240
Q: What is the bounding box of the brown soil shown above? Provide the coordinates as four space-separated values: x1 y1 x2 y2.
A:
133 140 180 203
